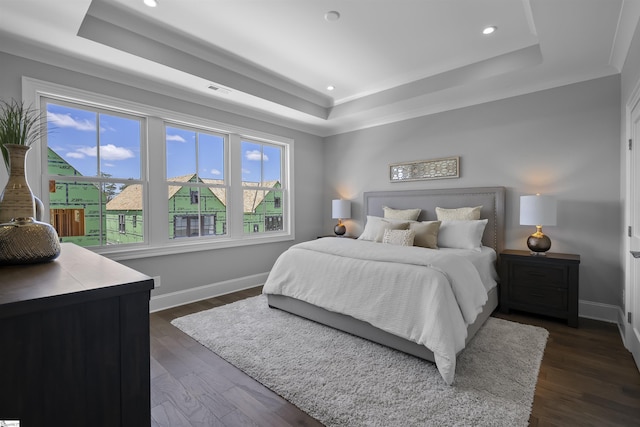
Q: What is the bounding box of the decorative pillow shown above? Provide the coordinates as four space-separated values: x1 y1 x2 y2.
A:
435 206 482 221
437 219 488 251
409 221 441 249
358 216 409 242
382 229 415 246
383 206 422 221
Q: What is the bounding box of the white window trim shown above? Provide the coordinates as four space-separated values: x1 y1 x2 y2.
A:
22 77 295 261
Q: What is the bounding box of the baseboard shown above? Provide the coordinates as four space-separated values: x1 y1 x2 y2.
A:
579 299 627 346
149 272 268 313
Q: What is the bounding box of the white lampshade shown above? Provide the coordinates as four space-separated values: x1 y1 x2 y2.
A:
332 199 351 219
520 195 557 226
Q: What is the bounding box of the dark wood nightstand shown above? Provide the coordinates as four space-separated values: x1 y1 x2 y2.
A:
500 249 580 327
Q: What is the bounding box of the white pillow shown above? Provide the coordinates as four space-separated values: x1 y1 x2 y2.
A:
409 221 441 249
383 206 421 221
435 206 482 221
438 219 488 251
358 216 409 242
382 229 415 246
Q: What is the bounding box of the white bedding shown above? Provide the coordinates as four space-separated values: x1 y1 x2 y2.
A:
262 237 491 384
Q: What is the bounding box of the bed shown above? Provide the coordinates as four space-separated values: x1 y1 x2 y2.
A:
264 186 505 384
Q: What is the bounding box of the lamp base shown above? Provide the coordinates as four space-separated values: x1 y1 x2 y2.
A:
527 227 551 255
334 223 346 236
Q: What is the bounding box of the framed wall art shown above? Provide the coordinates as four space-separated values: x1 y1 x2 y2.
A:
389 156 459 182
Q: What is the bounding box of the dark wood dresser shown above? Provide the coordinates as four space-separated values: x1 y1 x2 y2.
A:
0 243 154 426
500 249 580 327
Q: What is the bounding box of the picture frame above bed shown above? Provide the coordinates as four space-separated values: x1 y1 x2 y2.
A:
389 156 459 182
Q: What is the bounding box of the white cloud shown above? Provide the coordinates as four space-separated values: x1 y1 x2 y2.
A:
71 144 135 161
242 168 251 175
166 134 187 142
48 112 96 131
100 144 135 160
245 150 268 161
210 168 222 175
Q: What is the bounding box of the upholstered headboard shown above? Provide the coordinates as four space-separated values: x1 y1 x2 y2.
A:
363 187 506 254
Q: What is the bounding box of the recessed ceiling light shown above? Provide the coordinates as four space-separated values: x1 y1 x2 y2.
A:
144 0 158 7
482 26 497 35
327 85 335 91
325 11 340 22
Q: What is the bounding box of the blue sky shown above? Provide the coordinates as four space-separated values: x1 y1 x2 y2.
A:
46 103 282 184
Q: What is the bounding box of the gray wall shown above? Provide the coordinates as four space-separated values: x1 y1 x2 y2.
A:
323 75 622 308
0 52 324 299
0 50 627 310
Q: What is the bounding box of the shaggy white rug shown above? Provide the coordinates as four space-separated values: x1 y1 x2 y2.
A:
172 295 548 427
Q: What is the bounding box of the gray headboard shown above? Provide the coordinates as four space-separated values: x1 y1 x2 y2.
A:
363 186 506 254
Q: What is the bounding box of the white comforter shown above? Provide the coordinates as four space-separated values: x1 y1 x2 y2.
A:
262 238 489 385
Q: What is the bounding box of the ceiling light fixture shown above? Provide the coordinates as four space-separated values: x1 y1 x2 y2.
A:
327 85 335 91
482 26 497 35
144 0 158 7
324 11 340 22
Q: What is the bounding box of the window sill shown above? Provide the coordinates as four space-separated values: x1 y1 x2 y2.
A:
91 233 295 261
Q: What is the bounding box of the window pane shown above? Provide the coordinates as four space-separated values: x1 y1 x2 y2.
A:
198 133 225 180
46 104 141 180
47 103 98 176
243 186 283 233
263 144 282 183
204 187 226 235
241 140 262 184
105 182 144 245
49 179 103 246
241 140 282 186
99 114 141 179
166 126 196 179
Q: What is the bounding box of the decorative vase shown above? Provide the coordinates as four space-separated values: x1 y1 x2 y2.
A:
0 217 61 265
0 144 61 265
0 144 36 223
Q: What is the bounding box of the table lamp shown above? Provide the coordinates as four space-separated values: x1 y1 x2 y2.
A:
520 194 557 255
332 199 351 236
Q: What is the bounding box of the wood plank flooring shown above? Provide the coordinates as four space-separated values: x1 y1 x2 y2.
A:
151 286 640 426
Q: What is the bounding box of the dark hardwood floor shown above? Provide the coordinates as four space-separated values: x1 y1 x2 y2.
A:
151 286 640 427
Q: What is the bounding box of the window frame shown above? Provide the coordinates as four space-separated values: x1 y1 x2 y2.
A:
23 77 295 261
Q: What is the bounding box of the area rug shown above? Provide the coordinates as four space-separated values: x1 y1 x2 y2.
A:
171 295 548 427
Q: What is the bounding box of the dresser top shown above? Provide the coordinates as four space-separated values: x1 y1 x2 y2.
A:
0 243 153 317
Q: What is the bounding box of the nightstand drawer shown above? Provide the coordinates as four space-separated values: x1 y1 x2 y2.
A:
512 263 567 288
509 284 567 310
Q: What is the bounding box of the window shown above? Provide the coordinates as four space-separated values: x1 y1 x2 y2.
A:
44 98 144 248
166 125 227 239
27 77 293 259
173 214 217 238
118 214 126 234
241 139 284 234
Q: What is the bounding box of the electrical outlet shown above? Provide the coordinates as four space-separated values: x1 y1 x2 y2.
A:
152 275 161 288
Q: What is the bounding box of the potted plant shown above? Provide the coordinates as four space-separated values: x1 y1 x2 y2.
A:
0 98 45 172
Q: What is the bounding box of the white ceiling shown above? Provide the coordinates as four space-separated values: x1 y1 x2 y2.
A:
0 0 638 136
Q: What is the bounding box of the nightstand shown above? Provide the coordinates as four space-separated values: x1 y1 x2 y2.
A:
500 249 580 327
317 235 357 239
